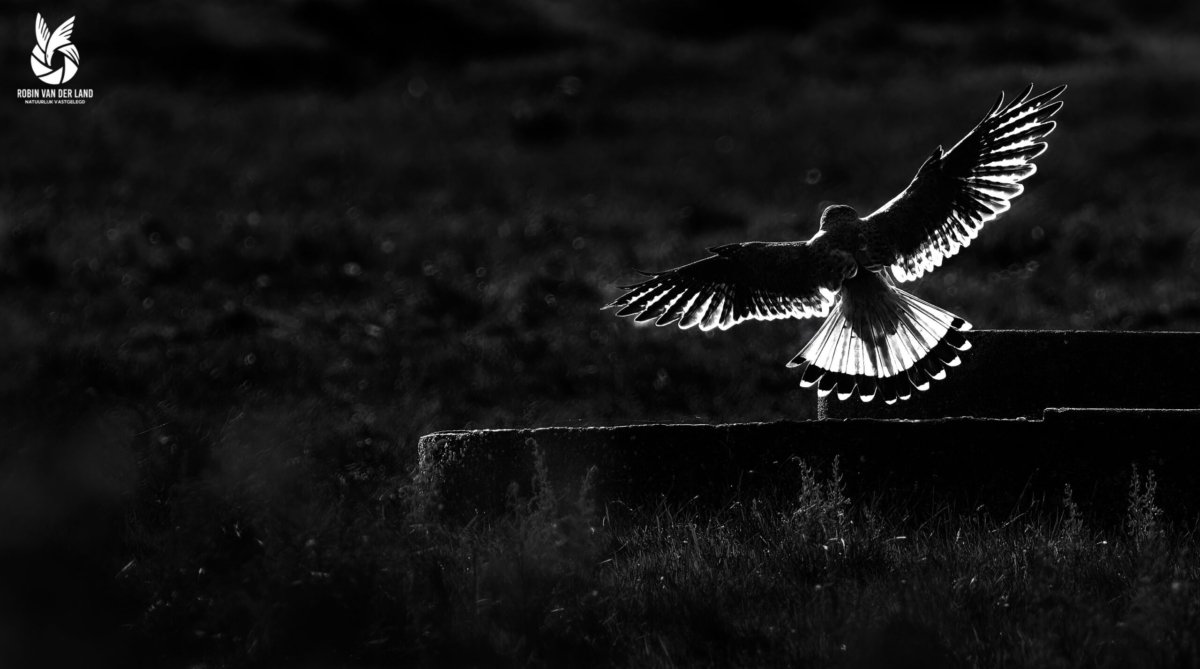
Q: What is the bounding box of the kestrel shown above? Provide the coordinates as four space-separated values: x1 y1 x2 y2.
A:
606 84 1065 403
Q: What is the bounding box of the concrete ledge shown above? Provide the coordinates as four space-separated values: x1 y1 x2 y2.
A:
418 410 1200 520
819 330 1200 419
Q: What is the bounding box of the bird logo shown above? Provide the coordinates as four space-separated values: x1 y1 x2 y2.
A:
31 13 80 86
606 84 1065 404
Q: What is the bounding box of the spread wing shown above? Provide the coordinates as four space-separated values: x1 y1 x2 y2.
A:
35 14 50 52
605 241 852 331
864 84 1066 282
47 16 75 57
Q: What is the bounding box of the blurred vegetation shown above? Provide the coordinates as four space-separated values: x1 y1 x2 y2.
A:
2 0 1200 665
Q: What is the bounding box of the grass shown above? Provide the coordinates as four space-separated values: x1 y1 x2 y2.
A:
112 448 1200 667
3 0 1200 666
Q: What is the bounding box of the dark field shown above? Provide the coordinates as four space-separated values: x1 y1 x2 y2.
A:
3 1 1200 666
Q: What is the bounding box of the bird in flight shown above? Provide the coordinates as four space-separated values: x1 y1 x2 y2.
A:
606 84 1065 403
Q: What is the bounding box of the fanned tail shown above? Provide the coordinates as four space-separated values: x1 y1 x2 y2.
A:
787 271 971 404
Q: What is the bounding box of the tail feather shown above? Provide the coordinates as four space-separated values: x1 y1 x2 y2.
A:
816 371 839 398
857 376 878 402
877 375 900 404
789 272 970 402
944 329 971 351
798 361 824 388
932 340 962 367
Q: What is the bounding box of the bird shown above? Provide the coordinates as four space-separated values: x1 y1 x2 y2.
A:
605 84 1065 403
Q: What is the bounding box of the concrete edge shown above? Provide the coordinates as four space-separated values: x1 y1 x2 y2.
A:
418 411 1200 520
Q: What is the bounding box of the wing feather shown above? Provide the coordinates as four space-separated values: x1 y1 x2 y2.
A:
59 44 80 66
605 241 851 331
47 16 75 57
35 14 50 51
865 84 1066 282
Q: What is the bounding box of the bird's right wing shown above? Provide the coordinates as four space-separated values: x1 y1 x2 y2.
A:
605 241 853 331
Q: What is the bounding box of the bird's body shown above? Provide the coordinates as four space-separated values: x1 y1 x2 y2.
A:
606 84 1065 403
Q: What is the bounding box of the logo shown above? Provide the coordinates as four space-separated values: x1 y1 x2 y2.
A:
17 13 94 105
31 13 79 85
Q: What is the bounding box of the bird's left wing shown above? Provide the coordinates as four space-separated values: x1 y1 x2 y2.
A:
864 84 1065 282
605 241 853 331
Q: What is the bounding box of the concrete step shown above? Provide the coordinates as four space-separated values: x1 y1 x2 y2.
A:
417 409 1200 520
819 330 1200 419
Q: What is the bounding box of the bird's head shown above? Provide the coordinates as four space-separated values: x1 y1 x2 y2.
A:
816 206 864 250
819 204 858 228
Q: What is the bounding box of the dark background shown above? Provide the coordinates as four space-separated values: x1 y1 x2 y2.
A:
2 0 1199 665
